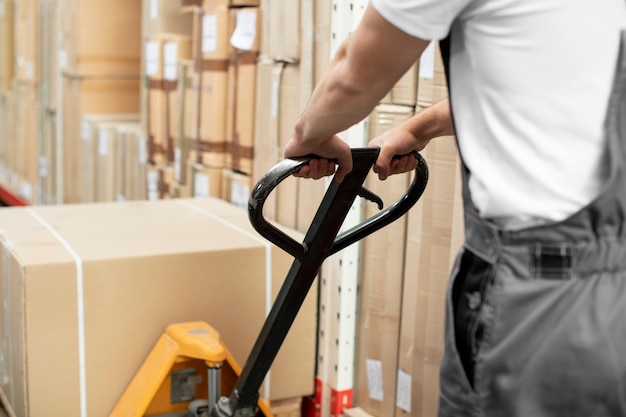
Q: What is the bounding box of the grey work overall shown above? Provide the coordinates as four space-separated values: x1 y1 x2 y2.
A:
438 31 626 416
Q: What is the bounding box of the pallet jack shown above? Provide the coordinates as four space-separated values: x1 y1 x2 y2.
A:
111 147 428 417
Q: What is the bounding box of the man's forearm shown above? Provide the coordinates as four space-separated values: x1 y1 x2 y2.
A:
293 4 428 146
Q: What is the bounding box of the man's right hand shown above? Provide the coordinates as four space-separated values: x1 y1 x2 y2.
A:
283 134 353 182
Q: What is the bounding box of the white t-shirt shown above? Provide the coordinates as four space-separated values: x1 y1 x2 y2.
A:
371 0 626 229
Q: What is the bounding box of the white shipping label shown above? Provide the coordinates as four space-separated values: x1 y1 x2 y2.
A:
25 61 34 80
231 182 249 210
147 170 159 201
81 120 92 141
396 370 412 413
194 172 210 198
149 0 159 19
145 41 160 76
99 130 110 156
164 42 179 81
138 136 148 164
174 148 182 180
419 42 435 79
202 14 218 53
116 194 127 202
271 78 280 118
58 50 68 70
38 155 49 178
366 359 384 401
230 10 256 51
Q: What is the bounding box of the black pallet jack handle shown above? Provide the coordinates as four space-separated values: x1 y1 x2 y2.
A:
211 147 428 417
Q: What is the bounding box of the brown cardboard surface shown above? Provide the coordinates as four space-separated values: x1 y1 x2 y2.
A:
381 62 419 107
39 0 57 109
14 0 38 82
313 0 332 87
80 114 140 203
0 198 316 416
0 0 15 91
62 77 141 203
356 104 414 417
61 0 141 75
260 0 300 61
12 82 38 204
144 0 194 37
191 162 222 198
221 168 252 210
396 134 462 417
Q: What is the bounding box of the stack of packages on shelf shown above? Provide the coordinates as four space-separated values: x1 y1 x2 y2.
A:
0 0 15 197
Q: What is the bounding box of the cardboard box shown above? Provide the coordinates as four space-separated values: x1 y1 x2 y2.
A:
191 162 222 199
313 0 332 87
37 105 57 205
96 121 142 202
12 82 39 204
0 0 15 91
260 0 300 61
226 7 261 175
221 168 253 210
146 34 193 164
14 0 38 82
416 42 447 108
120 126 149 201
396 134 463 417
62 76 141 203
355 104 414 417
194 0 231 168
80 114 140 203
381 62 419 107
144 0 194 37
0 198 316 416
39 0 57 109
0 92 13 187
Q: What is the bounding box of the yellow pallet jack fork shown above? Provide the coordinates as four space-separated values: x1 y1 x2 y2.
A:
111 148 428 417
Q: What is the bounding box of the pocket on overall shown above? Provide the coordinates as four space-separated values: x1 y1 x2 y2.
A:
451 249 493 388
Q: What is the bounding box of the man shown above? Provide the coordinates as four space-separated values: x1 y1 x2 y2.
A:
284 1 626 416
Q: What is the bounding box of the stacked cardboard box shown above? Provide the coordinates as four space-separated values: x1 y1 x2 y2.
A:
0 0 15 91
0 197 317 416
59 0 142 203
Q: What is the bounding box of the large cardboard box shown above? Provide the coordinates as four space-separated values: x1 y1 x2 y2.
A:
0 198 317 416
355 104 414 417
395 134 463 417
0 0 15 91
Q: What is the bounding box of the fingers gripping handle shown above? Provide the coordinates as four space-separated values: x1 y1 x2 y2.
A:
248 149 429 260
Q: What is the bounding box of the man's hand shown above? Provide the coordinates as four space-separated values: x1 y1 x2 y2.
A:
283 134 353 182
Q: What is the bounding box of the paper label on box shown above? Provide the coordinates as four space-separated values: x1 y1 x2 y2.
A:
81 120 92 141
25 61 34 80
149 0 159 19
366 359 384 401
145 41 160 77
419 42 435 79
138 135 148 164
230 10 257 51
58 50 68 70
231 181 249 209
99 130 110 156
116 194 126 202
396 370 411 412
174 148 182 180
202 14 218 53
194 172 210 198
20 181 32 201
164 42 179 81
38 155 49 178
271 78 280 118
147 170 159 201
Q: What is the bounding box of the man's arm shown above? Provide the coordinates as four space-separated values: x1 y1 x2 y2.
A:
283 4 430 181
369 98 454 180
